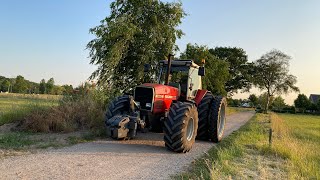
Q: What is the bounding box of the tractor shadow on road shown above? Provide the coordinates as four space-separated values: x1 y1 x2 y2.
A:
98 132 171 154
59 132 213 155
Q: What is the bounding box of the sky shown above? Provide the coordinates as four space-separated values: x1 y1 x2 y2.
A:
0 0 319 105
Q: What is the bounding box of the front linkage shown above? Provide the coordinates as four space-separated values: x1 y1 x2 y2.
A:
105 96 146 139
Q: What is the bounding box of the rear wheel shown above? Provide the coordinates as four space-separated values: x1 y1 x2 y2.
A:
196 92 213 139
208 96 227 142
105 95 131 125
163 102 198 153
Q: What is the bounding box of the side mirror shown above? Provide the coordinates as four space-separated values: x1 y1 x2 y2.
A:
144 64 151 72
198 67 205 76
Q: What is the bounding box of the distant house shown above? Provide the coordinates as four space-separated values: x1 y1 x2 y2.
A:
309 94 320 104
241 102 252 108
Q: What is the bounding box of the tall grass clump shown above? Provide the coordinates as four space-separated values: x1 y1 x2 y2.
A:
21 89 109 134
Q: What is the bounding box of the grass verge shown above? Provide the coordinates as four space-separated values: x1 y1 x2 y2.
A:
177 113 320 179
0 132 35 149
177 114 273 179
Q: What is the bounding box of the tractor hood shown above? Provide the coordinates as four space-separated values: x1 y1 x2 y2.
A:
140 83 179 98
134 83 179 113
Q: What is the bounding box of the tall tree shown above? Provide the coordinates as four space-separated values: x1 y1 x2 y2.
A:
272 96 286 111
180 43 230 95
258 93 274 110
248 94 258 107
294 94 311 113
209 47 253 95
87 0 185 92
13 75 28 93
253 50 299 113
1 79 11 92
46 78 55 94
39 79 46 94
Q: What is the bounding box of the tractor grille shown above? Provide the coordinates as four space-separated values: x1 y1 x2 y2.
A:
134 87 154 111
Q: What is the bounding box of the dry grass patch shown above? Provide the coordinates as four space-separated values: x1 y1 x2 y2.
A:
230 149 287 179
20 94 105 133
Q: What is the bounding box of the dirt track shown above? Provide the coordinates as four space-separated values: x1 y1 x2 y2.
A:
0 111 255 180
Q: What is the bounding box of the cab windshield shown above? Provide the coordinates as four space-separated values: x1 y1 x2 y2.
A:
158 65 190 100
158 65 189 85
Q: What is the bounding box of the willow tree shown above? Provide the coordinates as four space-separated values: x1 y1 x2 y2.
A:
253 50 299 113
87 0 185 93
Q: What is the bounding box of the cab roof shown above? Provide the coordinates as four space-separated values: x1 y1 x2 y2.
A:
159 60 200 68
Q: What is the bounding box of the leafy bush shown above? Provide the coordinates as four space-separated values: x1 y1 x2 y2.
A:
227 98 240 107
280 105 296 114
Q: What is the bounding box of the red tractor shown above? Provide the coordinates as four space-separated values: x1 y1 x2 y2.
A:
105 55 227 153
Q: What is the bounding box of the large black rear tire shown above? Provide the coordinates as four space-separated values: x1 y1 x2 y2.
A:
163 102 198 153
105 95 131 125
196 92 213 139
208 96 227 142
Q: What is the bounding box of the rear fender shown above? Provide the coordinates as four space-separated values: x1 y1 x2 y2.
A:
194 90 208 106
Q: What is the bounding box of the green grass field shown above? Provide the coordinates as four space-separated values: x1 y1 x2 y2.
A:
0 93 60 125
275 114 320 179
178 113 320 179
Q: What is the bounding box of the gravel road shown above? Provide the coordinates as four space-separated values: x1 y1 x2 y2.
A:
0 111 254 180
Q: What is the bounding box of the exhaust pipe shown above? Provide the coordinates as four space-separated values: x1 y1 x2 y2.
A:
165 54 173 85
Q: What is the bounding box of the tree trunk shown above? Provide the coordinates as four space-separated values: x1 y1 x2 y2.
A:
265 95 271 114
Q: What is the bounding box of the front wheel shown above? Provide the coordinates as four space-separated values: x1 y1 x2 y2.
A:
105 95 131 126
208 96 227 142
163 102 198 153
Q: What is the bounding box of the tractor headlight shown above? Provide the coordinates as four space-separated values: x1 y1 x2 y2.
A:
146 103 152 108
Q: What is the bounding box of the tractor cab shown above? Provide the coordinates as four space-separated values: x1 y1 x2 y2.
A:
158 60 204 101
